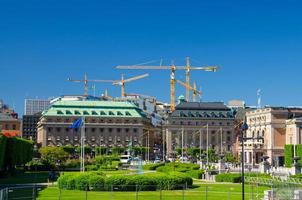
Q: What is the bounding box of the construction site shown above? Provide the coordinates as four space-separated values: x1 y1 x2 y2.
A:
35 56 237 161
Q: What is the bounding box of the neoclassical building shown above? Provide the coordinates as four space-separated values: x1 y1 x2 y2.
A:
245 107 302 166
165 101 235 157
286 117 302 145
37 99 155 151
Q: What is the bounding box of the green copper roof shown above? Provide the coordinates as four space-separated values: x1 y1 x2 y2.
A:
42 100 145 118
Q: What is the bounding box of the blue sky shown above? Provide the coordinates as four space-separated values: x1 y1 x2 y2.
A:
1 0 302 114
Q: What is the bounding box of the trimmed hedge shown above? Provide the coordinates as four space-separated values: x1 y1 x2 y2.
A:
156 163 199 173
296 145 302 165
285 144 294 168
58 171 105 190
58 172 193 191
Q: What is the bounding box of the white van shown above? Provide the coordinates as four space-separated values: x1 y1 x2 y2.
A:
120 155 132 164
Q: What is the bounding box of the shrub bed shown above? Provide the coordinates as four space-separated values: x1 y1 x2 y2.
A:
154 163 203 179
58 171 193 191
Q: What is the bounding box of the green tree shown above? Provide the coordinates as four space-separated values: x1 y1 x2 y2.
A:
187 148 202 158
62 145 75 155
39 147 68 169
225 152 237 163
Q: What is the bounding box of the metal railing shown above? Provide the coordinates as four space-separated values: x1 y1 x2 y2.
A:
0 184 267 200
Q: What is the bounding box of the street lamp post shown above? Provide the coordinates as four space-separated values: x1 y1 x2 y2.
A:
240 122 249 200
240 122 263 200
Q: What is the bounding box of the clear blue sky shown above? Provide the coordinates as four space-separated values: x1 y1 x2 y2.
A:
1 0 302 115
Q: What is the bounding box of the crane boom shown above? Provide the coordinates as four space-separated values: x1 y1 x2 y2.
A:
116 57 218 111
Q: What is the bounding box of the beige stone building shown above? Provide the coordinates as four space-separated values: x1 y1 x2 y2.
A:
165 101 235 158
286 117 302 145
37 99 157 155
245 107 302 166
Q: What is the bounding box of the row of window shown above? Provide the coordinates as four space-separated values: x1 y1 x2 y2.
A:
56 110 132 116
48 136 140 143
179 111 233 118
47 127 138 133
1 123 18 130
172 121 232 126
47 118 139 124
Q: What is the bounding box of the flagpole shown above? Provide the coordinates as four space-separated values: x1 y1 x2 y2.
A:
81 116 85 172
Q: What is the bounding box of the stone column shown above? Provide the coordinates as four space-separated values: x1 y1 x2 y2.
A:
166 129 172 158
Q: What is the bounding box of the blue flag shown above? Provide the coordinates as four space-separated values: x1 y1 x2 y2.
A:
70 118 83 129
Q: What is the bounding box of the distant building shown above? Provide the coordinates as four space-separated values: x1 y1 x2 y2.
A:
165 101 235 157
37 99 156 157
115 94 166 127
227 100 255 160
245 107 302 166
22 113 41 141
0 101 21 136
24 99 51 115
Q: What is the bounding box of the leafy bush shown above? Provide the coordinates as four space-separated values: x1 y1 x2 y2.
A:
39 147 68 169
25 159 49 171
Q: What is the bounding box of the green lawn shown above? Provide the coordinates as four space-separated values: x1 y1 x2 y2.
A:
37 183 269 200
0 171 50 184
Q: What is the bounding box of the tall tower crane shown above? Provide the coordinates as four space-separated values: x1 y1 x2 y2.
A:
176 79 202 102
68 73 149 97
116 57 217 111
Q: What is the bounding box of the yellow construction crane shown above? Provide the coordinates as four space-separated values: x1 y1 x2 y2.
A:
176 79 202 102
67 73 117 96
116 57 217 111
112 73 149 97
68 73 149 97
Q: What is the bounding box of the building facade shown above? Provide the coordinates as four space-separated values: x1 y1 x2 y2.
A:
0 101 21 136
286 117 302 145
165 101 235 158
37 99 156 153
25 99 51 115
22 113 41 141
245 107 302 166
